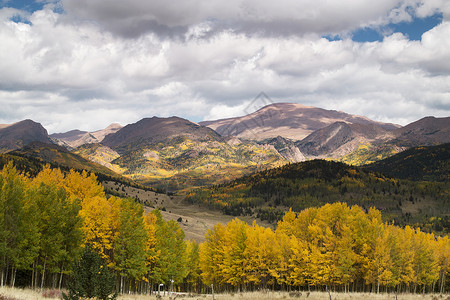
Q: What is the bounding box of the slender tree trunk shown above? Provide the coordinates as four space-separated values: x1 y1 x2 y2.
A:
31 262 35 289
440 267 446 293
41 256 47 290
10 267 16 287
5 263 9 285
59 266 64 290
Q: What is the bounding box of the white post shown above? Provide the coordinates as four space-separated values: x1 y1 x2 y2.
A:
158 283 164 296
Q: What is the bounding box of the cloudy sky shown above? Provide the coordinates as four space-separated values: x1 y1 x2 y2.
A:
0 0 449 133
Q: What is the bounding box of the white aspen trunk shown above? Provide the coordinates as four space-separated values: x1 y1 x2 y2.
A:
59 268 63 290
11 268 16 287
41 257 47 290
31 262 35 289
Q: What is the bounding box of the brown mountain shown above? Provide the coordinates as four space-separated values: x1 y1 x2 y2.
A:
71 116 285 189
0 119 52 153
51 123 122 149
200 103 400 141
102 117 222 154
296 122 394 158
391 116 450 147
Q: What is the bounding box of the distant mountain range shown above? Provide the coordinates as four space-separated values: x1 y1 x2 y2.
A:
51 123 122 148
200 103 400 140
201 103 449 164
0 103 448 189
75 116 284 189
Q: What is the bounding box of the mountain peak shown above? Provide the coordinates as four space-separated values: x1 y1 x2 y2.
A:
102 116 221 155
200 102 399 141
392 116 450 147
0 119 52 152
51 123 123 149
105 123 122 130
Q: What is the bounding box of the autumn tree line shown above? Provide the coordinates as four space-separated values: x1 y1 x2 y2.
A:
0 163 190 293
200 205 449 294
1 163 449 294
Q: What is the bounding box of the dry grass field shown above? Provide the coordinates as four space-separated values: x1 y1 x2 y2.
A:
1 287 448 300
102 181 275 242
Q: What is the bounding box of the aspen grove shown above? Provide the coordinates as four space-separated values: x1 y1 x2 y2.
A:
0 163 448 294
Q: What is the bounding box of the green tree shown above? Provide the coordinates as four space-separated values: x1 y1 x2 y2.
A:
63 246 117 300
149 210 187 287
114 198 147 292
184 240 201 293
0 162 27 286
32 183 82 289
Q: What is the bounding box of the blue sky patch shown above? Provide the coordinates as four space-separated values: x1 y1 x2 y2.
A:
1 0 45 13
351 13 443 42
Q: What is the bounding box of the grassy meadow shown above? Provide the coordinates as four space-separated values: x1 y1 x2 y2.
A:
1 287 448 300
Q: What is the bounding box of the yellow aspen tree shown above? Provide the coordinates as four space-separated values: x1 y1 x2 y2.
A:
243 222 278 288
364 223 394 293
273 230 294 287
288 235 308 288
199 223 226 286
388 225 415 290
411 228 439 292
436 235 450 293
31 165 65 190
335 223 357 291
143 212 158 277
276 208 297 236
222 218 247 289
307 222 328 286
79 195 120 265
64 169 105 203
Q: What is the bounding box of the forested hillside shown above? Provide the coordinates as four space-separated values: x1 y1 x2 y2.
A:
364 143 450 182
186 160 449 233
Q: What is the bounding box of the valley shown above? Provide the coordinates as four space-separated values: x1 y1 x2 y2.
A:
0 102 449 238
101 180 274 242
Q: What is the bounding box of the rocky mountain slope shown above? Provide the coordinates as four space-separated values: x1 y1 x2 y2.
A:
200 103 400 141
75 116 286 189
3 103 449 190
0 119 52 153
391 116 450 147
51 123 122 148
102 117 220 154
296 122 394 158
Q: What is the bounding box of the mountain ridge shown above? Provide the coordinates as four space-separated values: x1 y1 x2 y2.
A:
200 102 400 141
0 119 52 153
2 103 449 190
50 123 122 149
